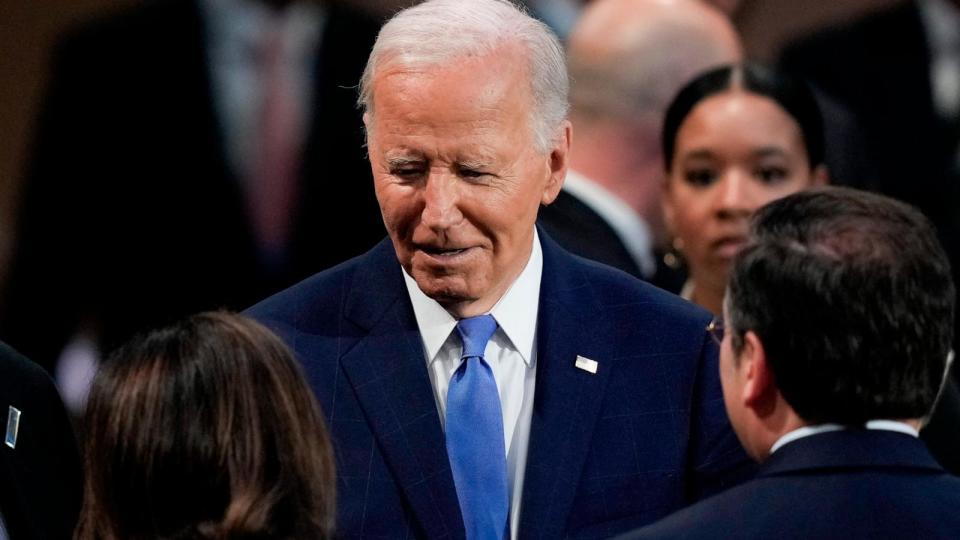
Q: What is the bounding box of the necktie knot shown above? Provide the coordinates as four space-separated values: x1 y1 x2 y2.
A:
456 315 497 359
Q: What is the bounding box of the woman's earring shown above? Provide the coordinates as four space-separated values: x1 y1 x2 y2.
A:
663 237 685 270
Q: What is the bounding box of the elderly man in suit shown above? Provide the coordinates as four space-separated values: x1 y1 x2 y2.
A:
620 187 960 540
248 0 749 537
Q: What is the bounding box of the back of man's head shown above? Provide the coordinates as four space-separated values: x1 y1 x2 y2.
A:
727 187 955 425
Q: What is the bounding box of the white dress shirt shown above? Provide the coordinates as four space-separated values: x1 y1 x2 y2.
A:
562 170 657 277
403 230 542 540
201 0 324 182
770 420 921 455
919 0 960 121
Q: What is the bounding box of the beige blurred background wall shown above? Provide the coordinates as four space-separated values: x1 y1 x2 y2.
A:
0 0 902 279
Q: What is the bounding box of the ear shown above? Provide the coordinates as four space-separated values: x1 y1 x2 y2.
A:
739 331 777 416
811 164 829 186
541 121 572 205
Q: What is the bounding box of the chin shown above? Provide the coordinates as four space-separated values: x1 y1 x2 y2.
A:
414 273 473 302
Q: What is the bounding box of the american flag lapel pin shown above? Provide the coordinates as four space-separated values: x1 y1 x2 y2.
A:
5 406 21 449
575 355 598 374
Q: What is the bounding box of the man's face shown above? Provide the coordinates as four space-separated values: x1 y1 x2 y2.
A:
365 46 569 317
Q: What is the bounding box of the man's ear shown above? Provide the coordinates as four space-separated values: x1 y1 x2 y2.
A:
812 164 829 186
740 331 777 416
541 121 572 205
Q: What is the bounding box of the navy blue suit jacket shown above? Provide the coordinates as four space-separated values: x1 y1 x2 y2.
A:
619 429 960 540
247 231 749 538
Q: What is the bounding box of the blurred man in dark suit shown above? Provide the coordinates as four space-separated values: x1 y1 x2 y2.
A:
0 0 386 399
781 0 960 474
620 187 960 540
249 1 750 537
538 0 740 291
0 341 81 539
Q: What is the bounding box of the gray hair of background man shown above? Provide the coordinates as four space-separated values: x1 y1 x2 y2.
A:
357 0 569 152
568 0 741 127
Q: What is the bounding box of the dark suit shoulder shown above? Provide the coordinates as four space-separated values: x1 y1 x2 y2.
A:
560 246 710 325
0 341 81 540
620 432 960 540
623 471 960 540
245 238 394 332
0 341 61 400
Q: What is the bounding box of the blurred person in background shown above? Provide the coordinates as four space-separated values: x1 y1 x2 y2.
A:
619 188 960 539
0 0 386 411
76 311 335 540
538 0 741 291
780 0 960 474
661 63 827 316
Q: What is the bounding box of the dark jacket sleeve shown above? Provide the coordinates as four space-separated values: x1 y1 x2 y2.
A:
0 341 82 539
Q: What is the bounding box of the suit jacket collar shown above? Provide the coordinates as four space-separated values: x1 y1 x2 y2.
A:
760 429 944 478
340 239 465 538
518 230 618 538
339 232 620 538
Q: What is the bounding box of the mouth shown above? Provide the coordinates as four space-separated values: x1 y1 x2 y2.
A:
417 245 475 261
711 236 747 260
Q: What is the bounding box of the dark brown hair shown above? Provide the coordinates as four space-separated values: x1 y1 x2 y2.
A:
728 187 954 423
75 312 335 539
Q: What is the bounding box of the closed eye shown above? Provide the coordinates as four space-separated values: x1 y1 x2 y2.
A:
387 158 427 182
455 162 490 181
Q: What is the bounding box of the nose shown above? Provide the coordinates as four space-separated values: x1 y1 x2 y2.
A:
714 169 756 220
420 171 463 231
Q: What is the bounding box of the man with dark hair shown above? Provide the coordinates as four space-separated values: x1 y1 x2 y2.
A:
621 186 960 539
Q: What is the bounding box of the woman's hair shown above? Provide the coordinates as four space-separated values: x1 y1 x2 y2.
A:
662 63 825 172
75 312 335 540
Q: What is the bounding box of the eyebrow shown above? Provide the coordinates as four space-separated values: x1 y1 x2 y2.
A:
456 158 493 170
753 147 789 159
682 149 715 161
385 155 426 168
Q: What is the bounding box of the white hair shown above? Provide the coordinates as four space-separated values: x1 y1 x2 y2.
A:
358 0 569 152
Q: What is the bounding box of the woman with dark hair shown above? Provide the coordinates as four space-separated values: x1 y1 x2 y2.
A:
75 312 335 540
661 62 828 315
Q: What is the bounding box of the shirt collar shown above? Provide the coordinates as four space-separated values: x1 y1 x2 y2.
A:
402 229 543 367
201 0 325 61
562 170 655 277
770 420 920 455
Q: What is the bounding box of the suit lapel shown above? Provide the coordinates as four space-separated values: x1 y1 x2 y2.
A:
339 243 464 539
519 233 617 538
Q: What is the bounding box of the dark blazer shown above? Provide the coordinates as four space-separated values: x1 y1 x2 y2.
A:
247 231 750 539
0 342 82 539
780 0 960 474
0 0 386 371
618 429 960 540
538 191 686 293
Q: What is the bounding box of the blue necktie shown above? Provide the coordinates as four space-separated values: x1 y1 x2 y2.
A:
446 315 509 540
